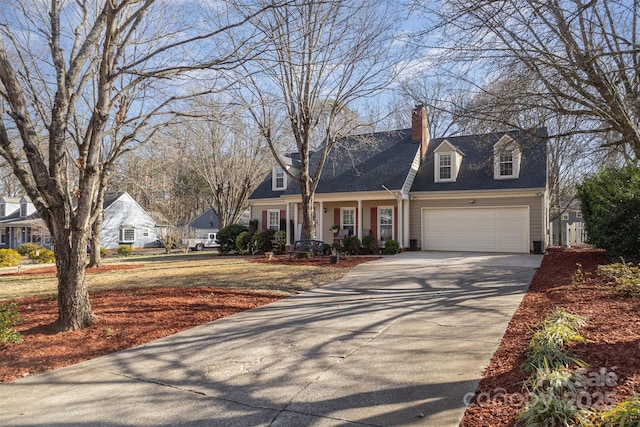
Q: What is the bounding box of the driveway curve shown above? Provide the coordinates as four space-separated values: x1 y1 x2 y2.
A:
0 251 541 426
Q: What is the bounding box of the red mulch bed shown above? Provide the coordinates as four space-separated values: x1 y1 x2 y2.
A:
460 248 640 426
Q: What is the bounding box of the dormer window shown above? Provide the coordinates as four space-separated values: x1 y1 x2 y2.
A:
439 154 452 180
19 203 27 217
272 167 287 191
499 152 514 177
434 140 464 183
494 135 521 180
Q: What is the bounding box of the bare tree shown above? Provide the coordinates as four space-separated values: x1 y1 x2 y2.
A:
0 0 272 331
416 0 640 158
178 101 271 228
110 142 206 253
234 0 400 239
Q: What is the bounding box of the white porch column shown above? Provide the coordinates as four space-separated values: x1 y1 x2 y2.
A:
357 199 363 240
286 202 291 245
397 197 403 248
403 198 410 248
294 203 299 241
319 201 324 241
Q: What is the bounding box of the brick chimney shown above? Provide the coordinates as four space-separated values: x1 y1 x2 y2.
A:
411 104 430 163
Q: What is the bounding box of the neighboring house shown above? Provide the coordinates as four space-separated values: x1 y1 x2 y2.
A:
100 192 160 249
0 196 50 249
0 192 160 250
187 208 220 238
248 105 549 254
550 204 587 247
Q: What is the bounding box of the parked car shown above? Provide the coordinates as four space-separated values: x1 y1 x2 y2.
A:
182 233 219 251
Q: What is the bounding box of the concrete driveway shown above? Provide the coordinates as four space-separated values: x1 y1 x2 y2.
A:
0 251 541 426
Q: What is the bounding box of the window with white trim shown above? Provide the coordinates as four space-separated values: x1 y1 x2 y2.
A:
272 167 286 191
19 203 27 217
378 207 393 241
499 152 514 177
341 208 355 236
119 227 135 243
439 153 452 180
561 212 569 221
576 212 583 219
433 143 463 183
0 203 4 218
493 136 521 180
0 229 5 245
267 210 280 230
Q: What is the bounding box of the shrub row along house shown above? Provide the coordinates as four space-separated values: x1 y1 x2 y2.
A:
249 106 549 254
0 192 159 250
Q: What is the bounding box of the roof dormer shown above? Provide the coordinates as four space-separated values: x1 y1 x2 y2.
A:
493 135 522 180
434 140 464 183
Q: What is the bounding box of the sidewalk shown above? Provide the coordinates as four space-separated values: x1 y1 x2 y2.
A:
0 251 541 426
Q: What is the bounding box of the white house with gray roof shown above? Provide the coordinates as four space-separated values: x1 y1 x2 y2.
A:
0 192 159 250
249 106 549 254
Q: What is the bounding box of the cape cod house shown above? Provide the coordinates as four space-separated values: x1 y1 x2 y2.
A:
248 106 549 254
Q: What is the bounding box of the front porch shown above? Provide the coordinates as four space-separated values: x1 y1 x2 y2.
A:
283 194 410 248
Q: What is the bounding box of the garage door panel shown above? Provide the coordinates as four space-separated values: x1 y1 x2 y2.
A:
422 207 529 253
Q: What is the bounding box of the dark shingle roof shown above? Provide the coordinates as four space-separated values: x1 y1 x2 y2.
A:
410 128 547 192
312 129 418 193
188 208 220 229
250 127 547 199
250 129 420 199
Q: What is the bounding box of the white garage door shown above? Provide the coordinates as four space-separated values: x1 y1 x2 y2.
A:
422 207 530 253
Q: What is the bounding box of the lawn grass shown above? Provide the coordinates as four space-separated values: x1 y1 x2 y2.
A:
0 252 348 300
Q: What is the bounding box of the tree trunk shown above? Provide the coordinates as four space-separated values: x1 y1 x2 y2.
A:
299 181 315 240
88 208 103 268
52 222 96 332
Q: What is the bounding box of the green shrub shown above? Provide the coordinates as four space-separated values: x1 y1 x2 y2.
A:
384 239 400 255
217 224 248 254
597 261 640 297
342 236 361 255
100 247 107 258
323 243 332 255
0 249 22 267
117 245 132 256
597 395 640 426
250 229 275 254
17 243 43 257
578 163 640 261
28 248 55 264
272 231 287 254
362 235 379 254
0 302 22 344
235 231 250 254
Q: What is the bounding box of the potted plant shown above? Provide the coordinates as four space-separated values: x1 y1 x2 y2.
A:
329 224 339 233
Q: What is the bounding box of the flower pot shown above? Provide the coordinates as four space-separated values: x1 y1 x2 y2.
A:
330 255 339 264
